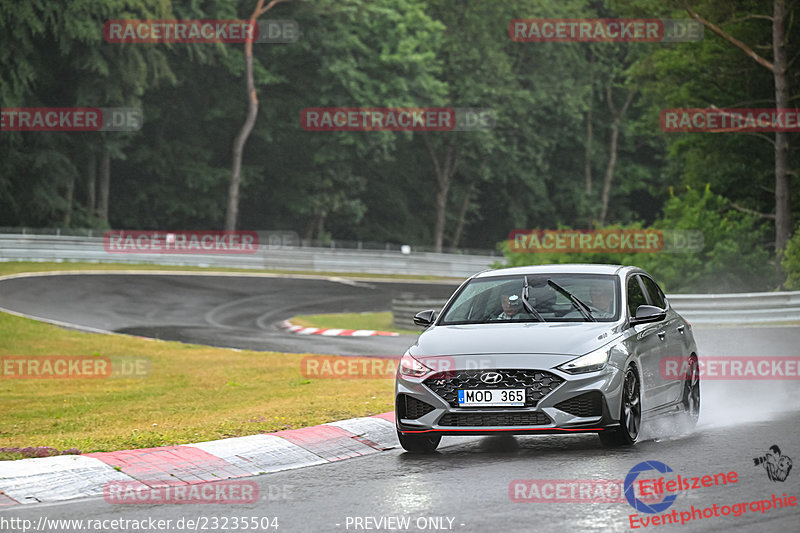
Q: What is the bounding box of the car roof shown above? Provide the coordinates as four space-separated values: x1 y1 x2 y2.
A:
473 264 641 279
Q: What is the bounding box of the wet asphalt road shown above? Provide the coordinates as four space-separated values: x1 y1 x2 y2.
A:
0 273 799 532
0 272 459 355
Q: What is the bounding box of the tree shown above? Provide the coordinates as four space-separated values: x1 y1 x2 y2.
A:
684 0 795 263
225 0 290 231
0 0 175 228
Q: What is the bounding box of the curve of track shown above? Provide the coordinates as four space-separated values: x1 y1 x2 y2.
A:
1 272 799 532
0 272 459 355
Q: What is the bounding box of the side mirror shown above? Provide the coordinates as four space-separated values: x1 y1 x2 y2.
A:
629 304 666 326
413 309 437 327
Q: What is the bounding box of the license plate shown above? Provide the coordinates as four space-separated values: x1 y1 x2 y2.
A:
457 389 525 407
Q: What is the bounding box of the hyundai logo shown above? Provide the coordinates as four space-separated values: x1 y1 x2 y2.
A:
480 372 503 384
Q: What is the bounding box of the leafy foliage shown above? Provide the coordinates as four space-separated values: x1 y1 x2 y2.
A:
500 185 775 293
1 0 797 290
782 225 800 290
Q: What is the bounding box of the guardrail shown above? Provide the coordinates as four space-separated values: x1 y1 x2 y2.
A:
391 291 800 328
667 292 800 324
0 234 502 278
0 227 502 256
2 233 797 326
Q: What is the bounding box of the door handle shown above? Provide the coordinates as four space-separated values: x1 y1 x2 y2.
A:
657 331 666 341
677 325 685 334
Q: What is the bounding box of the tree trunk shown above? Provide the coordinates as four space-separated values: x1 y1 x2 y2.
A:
63 173 75 226
316 210 327 238
226 0 288 231
424 134 459 253
598 124 619 226
772 0 792 261
87 150 96 213
97 150 110 223
303 216 316 241
598 87 635 226
585 51 595 195
226 46 256 231
434 185 450 252
450 178 476 249
585 109 593 195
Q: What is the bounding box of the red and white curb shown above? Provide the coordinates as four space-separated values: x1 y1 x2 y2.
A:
0 412 397 506
279 319 399 337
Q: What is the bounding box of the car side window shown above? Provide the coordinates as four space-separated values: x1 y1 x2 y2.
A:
626 276 647 317
640 276 666 309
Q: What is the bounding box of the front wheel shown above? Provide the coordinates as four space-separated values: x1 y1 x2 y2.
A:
599 365 641 447
397 431 441 453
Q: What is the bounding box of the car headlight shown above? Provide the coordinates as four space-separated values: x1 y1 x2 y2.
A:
558 346 611 374
399 353 433 377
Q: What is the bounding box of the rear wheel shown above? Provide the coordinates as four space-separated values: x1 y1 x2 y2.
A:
397 431 441 453
599 365 641 447
681 355 700 427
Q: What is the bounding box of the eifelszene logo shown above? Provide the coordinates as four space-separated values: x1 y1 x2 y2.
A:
624 461 678 514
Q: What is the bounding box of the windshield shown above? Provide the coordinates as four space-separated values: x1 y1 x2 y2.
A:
439 274 620 324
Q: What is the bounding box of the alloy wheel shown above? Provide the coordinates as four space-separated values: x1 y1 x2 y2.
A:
622 367 641 440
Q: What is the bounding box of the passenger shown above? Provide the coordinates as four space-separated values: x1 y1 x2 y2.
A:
589 283 615 318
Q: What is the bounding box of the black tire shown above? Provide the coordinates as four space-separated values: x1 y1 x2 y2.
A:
681 355 700 427
397 430 441 453
599 365 641 447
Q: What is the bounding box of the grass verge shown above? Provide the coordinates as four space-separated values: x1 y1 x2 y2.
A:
0 262 400 458
291 311 420 335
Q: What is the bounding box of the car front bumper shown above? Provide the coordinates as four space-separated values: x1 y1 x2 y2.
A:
395 354 626 437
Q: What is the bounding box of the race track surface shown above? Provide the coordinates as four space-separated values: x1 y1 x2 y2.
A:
0 273 459 355
1 272 799 532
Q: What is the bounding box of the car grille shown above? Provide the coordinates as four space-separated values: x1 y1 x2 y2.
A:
423 369 564 408
398 394 436 420
438 411 551 427
555 392 603 417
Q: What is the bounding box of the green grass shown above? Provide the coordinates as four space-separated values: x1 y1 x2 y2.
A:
291 311 420 335
0 262 405 458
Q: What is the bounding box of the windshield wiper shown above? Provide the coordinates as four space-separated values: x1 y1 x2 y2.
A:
522 276 545 322
547 279 596 322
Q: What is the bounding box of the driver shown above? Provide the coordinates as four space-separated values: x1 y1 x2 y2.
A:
496 291 524 320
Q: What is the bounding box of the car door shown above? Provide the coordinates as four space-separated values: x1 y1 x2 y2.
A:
626 274 669 410
640 275 685 405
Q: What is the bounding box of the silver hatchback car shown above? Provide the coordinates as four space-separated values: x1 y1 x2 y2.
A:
395 264 700 453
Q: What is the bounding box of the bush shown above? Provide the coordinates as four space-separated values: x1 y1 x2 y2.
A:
498 185 776 293
781 224 800 290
